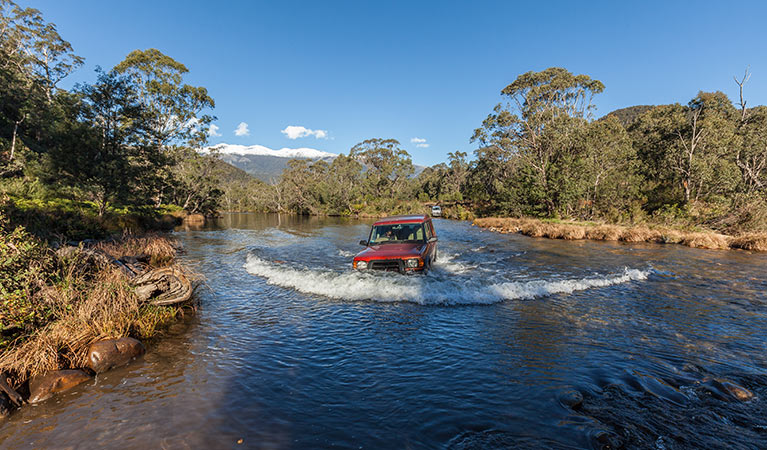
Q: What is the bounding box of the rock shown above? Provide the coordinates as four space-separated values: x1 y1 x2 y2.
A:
28 370 92 404
87 337 146 374
559 389 584 409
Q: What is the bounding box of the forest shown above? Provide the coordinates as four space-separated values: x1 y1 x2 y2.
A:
2 1 766 238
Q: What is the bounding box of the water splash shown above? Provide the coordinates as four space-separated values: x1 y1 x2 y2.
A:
244 255 650 305
337 249 355 258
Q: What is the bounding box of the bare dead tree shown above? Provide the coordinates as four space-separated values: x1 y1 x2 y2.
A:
733 67 751 122
733 67 766 193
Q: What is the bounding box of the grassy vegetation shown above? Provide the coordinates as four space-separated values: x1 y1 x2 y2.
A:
0 208 195 383
1 193 183 242
474 217 767 252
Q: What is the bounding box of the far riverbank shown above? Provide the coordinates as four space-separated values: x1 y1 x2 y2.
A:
474 217 767 252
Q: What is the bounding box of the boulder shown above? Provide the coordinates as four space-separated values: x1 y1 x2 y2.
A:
87 337 146 374
28 370 92 404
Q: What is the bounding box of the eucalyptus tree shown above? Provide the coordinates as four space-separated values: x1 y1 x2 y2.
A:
50 69 148 216
324 154 363 214
1 0 82 167
114 49 214 149
113 49 218 209
582 116 639 218
471 67 605 216
350 138 414 199
631 92 739 207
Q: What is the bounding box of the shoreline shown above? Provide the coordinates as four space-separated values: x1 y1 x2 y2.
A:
473 217 767 252
0 232 198 416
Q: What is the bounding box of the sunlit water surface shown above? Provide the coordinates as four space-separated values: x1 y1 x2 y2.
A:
2 213 767 449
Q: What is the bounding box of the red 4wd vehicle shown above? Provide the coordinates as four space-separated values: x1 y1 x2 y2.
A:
353 215 438 274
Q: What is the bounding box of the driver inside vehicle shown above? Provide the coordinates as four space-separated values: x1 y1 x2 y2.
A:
371 224 424 244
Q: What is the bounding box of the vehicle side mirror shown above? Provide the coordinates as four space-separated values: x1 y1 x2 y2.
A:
359 240 368 246
428 237 438 243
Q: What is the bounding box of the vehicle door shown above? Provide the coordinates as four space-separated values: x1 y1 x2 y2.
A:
424 220 437 260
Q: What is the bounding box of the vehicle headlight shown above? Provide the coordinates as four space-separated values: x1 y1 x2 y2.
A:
356 260 367 270
406 258 419 268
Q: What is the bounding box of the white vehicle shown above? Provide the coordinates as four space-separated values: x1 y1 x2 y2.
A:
431 205 442 217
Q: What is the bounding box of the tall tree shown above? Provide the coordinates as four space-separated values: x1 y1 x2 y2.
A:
472 67 604 216
50 69 149 216
113 49 215 149
350 138 414 198
1 0 82 166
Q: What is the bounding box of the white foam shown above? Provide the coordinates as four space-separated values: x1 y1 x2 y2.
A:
337 249 355 258
244 255 650 305
434 253 477 274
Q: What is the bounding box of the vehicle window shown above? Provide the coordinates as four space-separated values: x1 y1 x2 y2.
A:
369 223 425 244
425 222 433 239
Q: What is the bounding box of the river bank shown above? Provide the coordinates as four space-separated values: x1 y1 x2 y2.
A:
0 212 198 417
473 217 767 252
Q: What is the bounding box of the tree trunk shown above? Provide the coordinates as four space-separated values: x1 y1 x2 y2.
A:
10 115 25 160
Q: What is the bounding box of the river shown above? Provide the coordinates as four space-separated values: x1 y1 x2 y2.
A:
2 213 766 449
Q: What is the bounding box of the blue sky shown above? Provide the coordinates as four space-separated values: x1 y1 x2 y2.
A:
19 0 767 166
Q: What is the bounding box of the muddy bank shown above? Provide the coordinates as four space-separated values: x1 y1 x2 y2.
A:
473 217 767 252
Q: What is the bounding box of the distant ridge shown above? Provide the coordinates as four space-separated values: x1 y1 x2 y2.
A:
204 143 337 159
202 143 337 182
201 143 426 183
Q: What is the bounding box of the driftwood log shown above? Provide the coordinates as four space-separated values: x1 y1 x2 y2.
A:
0 373 24 407
132 266 193 306
56 246 193 306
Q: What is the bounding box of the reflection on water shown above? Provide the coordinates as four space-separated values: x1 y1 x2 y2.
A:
2 213 767 449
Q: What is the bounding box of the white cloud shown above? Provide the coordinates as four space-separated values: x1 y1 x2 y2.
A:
234 122 250 137
208 124 221 137
281 125 329 140
411 137 429 148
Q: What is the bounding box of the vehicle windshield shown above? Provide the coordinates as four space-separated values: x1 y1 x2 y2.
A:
368 223 425 245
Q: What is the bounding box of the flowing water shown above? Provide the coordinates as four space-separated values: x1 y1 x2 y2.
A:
2 213 767 449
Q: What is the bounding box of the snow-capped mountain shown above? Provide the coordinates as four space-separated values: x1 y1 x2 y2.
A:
205 143 337 159
202 143 337 182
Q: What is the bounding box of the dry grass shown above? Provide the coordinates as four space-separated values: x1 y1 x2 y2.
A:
729 233 767 252
585 225 622 241
0 235 192 384
473 217 767 253
95 233 178 267
680 233 731 250
0 268 138 378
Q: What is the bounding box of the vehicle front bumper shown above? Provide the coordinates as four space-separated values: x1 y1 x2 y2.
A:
354 258 424 273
